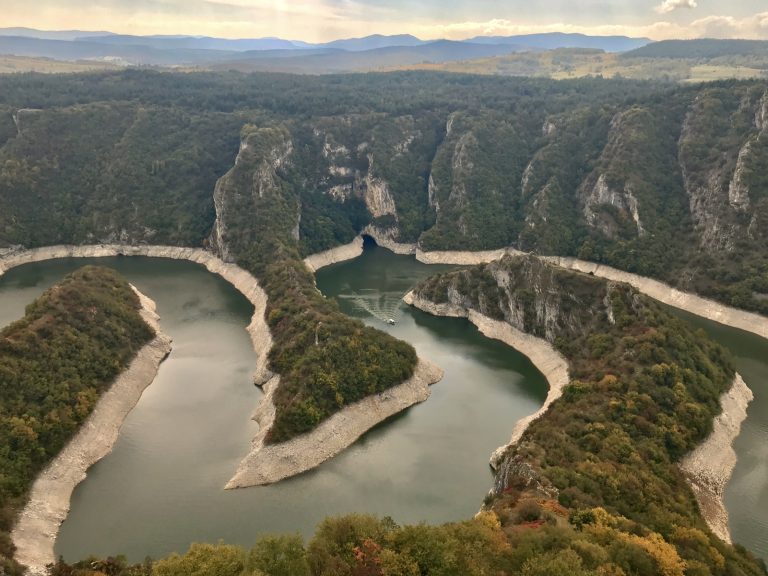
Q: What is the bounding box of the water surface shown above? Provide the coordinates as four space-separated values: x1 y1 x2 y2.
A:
0 250 547 561
2 247 764 562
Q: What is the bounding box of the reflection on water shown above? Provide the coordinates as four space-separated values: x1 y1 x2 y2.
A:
1 247 763 562
0 251 547 562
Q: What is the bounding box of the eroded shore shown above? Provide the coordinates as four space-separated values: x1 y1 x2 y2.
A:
0 245 444 496
402 291 570 469
680 374 754 544
10 287 173 576
226 358 444 487
2 242 763 549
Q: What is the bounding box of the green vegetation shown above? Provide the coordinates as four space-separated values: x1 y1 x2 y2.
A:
390 46 768 83
411 255 766 575
0 266 154 575
0 70 765 447
212 124 416 442
0 70 766 431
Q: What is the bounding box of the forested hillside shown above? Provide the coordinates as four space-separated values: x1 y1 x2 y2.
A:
0 266 154 576
408 255 766 575
43 256 768 576
0 71 765 316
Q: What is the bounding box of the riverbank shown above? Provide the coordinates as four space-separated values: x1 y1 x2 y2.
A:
680 374 754 544
226 358 444 487
0 245 445 493
402 291 569 470
304 236 364 273
10 287 173 576
0 245 275 386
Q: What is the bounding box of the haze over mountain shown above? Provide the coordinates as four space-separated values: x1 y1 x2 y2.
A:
0 27 652 70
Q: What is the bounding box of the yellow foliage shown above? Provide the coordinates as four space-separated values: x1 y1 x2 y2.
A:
623 532 686 576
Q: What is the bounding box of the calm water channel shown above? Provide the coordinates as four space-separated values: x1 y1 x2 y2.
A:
0 248 546 562
0 245 765 561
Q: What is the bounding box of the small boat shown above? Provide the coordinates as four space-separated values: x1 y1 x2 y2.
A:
386 318 396 325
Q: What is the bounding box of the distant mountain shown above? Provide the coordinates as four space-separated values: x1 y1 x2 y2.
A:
77 34 309 52
0 28 652 70
623 38 768 59
468 32 651 53
211 40 527 74
0 36 244 65
0 27 114 41
320 34 426 51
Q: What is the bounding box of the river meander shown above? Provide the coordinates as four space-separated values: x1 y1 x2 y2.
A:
0 245 765 562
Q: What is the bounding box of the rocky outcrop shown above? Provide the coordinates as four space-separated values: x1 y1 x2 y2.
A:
578 110 652 239
363 154 398 219
209 125 296 258
680 374 753 543
582 174 645 237
545 255 768 341
11 108 42 136
303 236 364 273
676 91 768 252
10 286 172 576
362 226 417 255
225 358 443 487
403 291 569 470
728 140 753 212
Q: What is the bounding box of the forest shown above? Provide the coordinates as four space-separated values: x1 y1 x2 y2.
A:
0 266 154 576
40 257 768 576
409 255 766 575
0 69 767 574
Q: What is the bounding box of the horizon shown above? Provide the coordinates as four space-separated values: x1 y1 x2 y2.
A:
0 1 766 43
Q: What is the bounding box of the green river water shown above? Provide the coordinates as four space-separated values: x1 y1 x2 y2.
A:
0 244 765 561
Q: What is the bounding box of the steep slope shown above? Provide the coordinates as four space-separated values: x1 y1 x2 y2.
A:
0 103 242 247
0 266 156 576
408 255 765 575
208 124 419 443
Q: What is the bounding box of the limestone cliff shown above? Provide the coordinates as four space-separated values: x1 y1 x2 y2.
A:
678 87 768 252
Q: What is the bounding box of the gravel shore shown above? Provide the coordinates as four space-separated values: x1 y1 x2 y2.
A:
9 287 172 575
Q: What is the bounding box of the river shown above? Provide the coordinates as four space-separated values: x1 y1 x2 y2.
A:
0 250 545 562
0 246 765 562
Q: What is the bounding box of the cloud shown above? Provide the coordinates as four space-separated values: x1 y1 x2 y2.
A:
689 12 768 38
413 12 768 42
414 18 688 41
654 0 697 15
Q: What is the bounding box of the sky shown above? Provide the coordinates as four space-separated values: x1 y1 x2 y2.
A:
1 0 767 42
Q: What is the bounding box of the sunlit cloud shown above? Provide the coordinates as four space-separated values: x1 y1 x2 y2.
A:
654 0 697 15
413 13 768 42
0 0 767 42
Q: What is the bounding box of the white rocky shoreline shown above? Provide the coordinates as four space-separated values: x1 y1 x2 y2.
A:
9 286 173 576
680 374 753 544
1 239 764 555
402 291 570 470
226 358 443 487
0 245 444 487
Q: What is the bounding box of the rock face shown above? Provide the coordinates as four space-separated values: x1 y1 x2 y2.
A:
363 154 398 219
209 125 296 259
678 89 768 252
9 284 172 576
